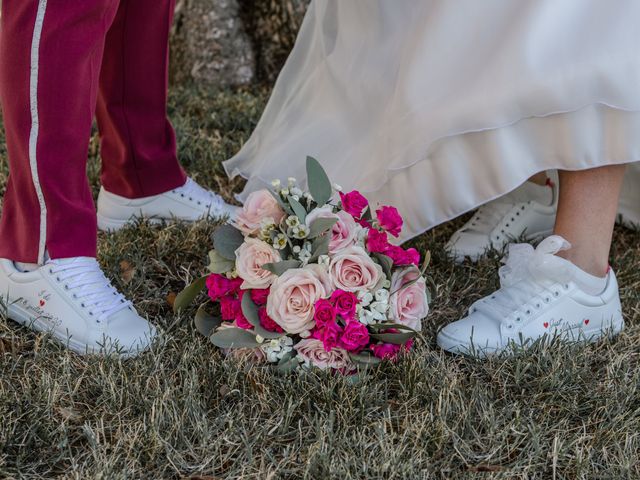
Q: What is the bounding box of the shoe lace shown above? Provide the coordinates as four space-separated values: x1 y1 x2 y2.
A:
48 258 131 322
472 236 573 323
464 199 515 234
173 178 225 213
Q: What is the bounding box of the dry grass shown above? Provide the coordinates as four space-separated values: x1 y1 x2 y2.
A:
0 85 639 479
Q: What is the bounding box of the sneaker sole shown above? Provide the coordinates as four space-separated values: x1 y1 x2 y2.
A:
5 302 151 358
437 316 625 357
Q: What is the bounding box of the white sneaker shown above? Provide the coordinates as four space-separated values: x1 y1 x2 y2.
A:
97 177 240 232
445 180 557 262
437 236 624 357
0 257 156 357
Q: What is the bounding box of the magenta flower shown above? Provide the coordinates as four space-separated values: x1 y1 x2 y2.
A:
339 190 369 219
314 321 344 352
329 290 358 320
250 288 270 306
366 228 390 254
370 339 414 361
376 205 403 237
386 245 420 266
235 310 253 330
339 320 370 352
206 274 234 300
219 295 241 321
314 298 337 328
258 307 283 333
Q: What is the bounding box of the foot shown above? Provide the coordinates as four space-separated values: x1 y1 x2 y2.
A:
445 180 557 262
0 257 156 357
97 177 240 232
437 236 624 357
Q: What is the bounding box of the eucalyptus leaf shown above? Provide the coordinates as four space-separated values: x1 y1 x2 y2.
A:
308 234 330 263
368 322 418 333
361 206 373 222
275 355 300 374
287 195 307 223
372 253 393 280
209 328 260 348
261 260 302 276
306 156 332 206
173 275 208 313
308 217 338 239
371 331 416 345
212 224 244 260
207 249 235 274
194 304 222 337
241 293 285 339
270 190 294 215
349 352 383 365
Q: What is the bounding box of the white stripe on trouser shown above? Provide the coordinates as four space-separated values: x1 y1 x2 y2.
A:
29 0 49 265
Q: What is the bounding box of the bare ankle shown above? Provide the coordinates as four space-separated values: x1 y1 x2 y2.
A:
556 249 608 277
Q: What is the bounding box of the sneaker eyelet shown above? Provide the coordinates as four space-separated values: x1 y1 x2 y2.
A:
554 291 560 297
89 312 94 316
64 285 69 290
49 269 54 274
81 303 85 307
516 317 522 322
180 193 185 197
507 324 514 329
526 310 531 315
56 276 61 282
536 303 541 308
564 284 570 290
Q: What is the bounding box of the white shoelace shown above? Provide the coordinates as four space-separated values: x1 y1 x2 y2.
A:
472 236 573 323
172 178 226 214
48 258 131 322
463 199 514 234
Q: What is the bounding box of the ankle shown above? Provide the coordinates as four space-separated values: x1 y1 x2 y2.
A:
556 248 608 278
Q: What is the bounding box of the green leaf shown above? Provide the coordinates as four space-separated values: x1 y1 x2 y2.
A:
361 206 373 222
194 304 222 337
173 275 208 313
368 322 418 333
372 253 393 280
207 250 235 274
212 224 244 260
420 251 431 275
306 156 333 206
308 234 330 263
275 352 299 374
261 260 301 276
270 190 294 215
371 331 416 345
349 352 383 365
308 217 338 239
287 195 307 223
241 293 285 339
209 328 260 348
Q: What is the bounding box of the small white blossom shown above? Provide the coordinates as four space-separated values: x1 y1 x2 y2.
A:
291 187 303 197
261 336 294 363
375 289 390 303
287 177 297 187
304 192 313 201
299 330 311 339
333 183 343 192
358 291 373 307
255 335 265 344
292 194 300 202
318 255 331 268
271 179 281 188
292 224 310 239
382 279 391 289
273 233 287 250
293 245 302 253
358 308 375 325
370 301 389 321
280 188 290 196
286 215 300 227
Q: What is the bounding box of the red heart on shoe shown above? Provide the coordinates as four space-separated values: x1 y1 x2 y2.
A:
584 319 590 325
543 322 549 328
39 300 45 307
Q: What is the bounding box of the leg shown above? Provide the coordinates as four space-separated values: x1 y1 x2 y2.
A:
96 0 187 199
554 165 626 277
0 0 119 263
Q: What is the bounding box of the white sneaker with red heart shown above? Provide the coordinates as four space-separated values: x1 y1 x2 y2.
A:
445 180 557 262
97 177 240 232
0 257 156 357
437 236 624 356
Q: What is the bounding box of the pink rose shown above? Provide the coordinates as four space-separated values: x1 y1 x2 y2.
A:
339 191 369 219
295 338 353 371
235 189 286 235
305 208 358 254
366 228 390 254
235 238 281 289
376 206 403 237
314 299 337 328
266 265 332 334
250 288 270 306
330 290 358 320
389 267 428 330
329 246 384 293
220 295 241 321
339 320 370 352
206 274 234 300
314 321 343 352
386 245 421 266
258 307 283 333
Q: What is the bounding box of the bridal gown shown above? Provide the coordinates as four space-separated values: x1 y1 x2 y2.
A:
224 0 640 242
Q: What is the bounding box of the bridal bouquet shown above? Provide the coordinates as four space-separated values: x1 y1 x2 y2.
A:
175 157 430 373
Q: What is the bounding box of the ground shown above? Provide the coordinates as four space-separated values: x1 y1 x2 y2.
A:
0 85 639 480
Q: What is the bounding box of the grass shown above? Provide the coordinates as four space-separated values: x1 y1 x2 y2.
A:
1 85 640 479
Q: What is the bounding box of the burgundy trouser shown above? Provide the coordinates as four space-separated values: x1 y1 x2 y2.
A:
0 0 187 264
